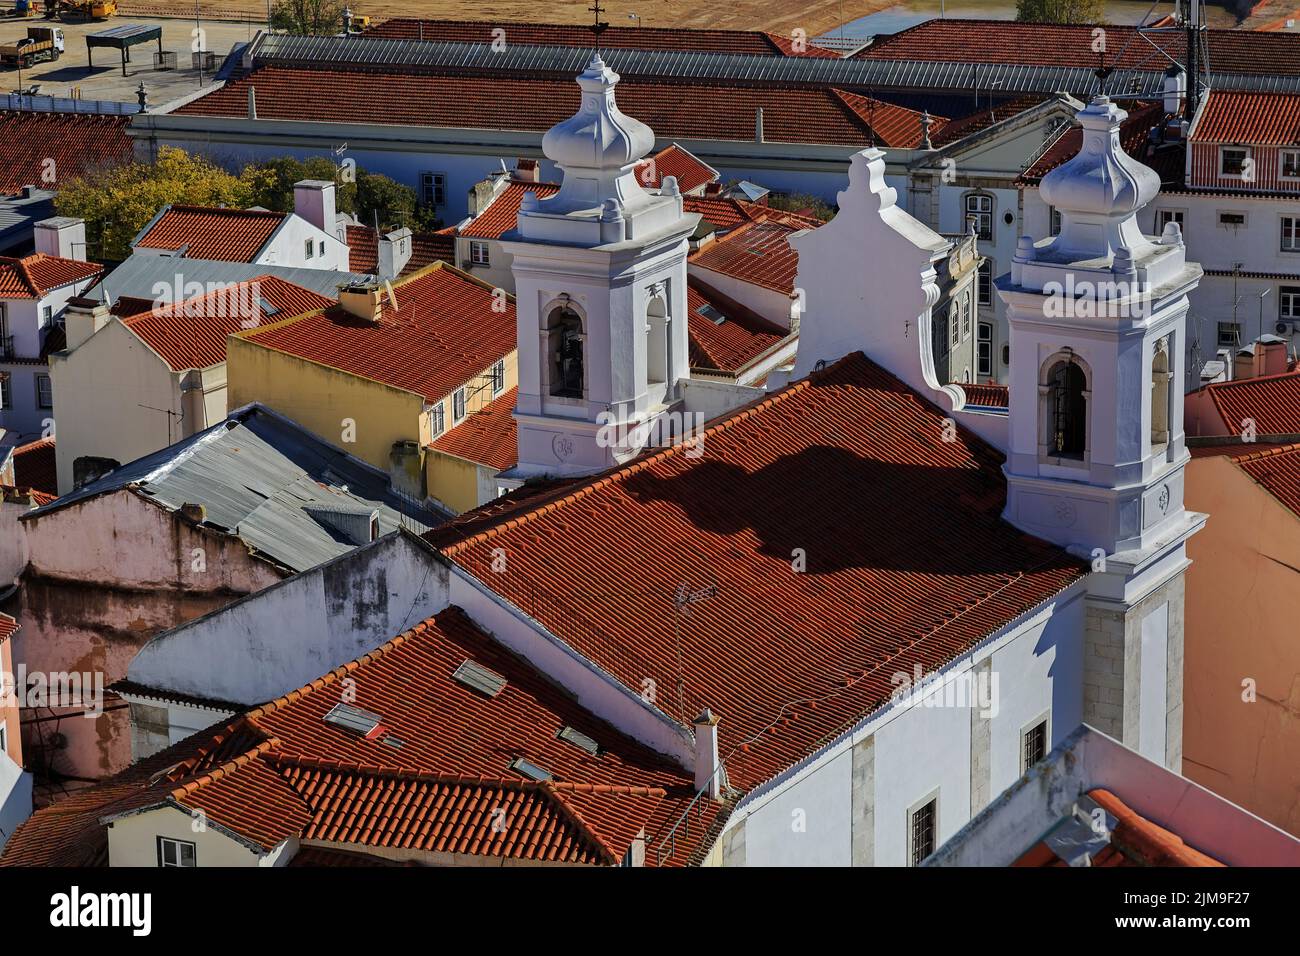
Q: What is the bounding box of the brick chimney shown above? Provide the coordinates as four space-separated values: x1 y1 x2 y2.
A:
34 217 86 261
1234 335 1290 380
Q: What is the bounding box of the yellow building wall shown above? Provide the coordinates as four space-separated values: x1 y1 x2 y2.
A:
106 805 293 867
425 451 490 515
226 335 425 478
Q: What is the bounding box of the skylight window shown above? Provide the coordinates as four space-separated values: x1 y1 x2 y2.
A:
697 303 728 325
323 702 384 738
453 659 507 697
509 757 552 781
558 726 600 755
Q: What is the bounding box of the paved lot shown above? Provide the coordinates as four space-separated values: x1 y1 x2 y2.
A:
0 15 264 106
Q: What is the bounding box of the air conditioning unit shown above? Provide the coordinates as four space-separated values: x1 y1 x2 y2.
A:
1276 322 1294 336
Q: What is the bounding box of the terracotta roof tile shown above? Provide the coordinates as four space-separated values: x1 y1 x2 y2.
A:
1191 90 1300 145
959 383 1009 409
437 351 1088 793
0 613 16 644
345 224 455 275
1204 370 1300 436
689 217 806 293
135 205 287 262
123 276 334 372
833 89 947 148
240 263 515 403
12 436 56 497
1020 101 1173 184
0 254 103 300
1231 442 1300 518
637 143 719 194
430 386 518 471
929 95 1050 148
460 181 560 240
0 111 132 195
687 277 786 373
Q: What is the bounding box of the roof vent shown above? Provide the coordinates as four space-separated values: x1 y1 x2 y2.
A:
557 726 600 755
323 702 385 738
453 659 507 697
509 757 552 781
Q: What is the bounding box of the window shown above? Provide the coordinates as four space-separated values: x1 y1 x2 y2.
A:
1218 321 1242 348
960 293 971 339
1156 209 1184 233
977 322 992 376
1281 287 1300 322
1152 338 1172 450
548 306 584 398
646 296 668 385
1021 718 1048 773
977 261 993 307
469 241 490 266
1218 211 1246 228
318 241 326 257
304 238 314 260
909 797 937 866
36 374 52 409
0 723 6 757
965 193 993 241
157 836 196 867
1046 359 1086 459
934 316 949 359
40 305 52 329
490 359 505 396
1282 217 1300 253
453 387 466 423
1284 150 1300 180
0 375 9 411
949 306 959 349
1220 146 1249 177
430 401 445 437
421 171 446 207
1049 206 1061 237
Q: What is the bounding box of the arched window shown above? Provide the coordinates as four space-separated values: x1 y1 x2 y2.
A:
547 306 584 398
1046 359 1087 458
1151 339 1171 450
647 296 668 386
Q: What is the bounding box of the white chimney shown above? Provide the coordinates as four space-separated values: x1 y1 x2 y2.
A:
1163 68 1186 116
64 297 110 351
378 227 412 281
294 180 336 235
693 708 722 799
755 107 765 143
34 217 86 261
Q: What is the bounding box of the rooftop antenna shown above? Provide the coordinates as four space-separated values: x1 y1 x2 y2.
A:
672 582 718 722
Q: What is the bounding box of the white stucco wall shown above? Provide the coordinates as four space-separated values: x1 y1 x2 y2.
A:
107 804 294 867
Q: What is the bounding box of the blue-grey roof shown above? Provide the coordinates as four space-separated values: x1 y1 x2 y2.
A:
25 403 446 573
85 255 371 304
0 189 55 255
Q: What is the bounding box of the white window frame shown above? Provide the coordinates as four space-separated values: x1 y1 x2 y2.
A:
1281 287 1300 322
977 321 993 377
453 387 467 423
906 790 940 867
949 305 959 349
977 260 993 307
1281 149 1300 180
1282 216 1300 253
36 374 52 410
430 401 446 437
1156 209 1185 233
157 836 196 867
1218 321 1242 348
469 241 491 266
39 304 52 329
304 238 314 260
490 359 505 396
1219 146 1250 178
964 192 993 241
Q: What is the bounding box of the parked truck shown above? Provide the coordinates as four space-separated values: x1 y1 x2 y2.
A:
47 0 115 18
0 24 62 67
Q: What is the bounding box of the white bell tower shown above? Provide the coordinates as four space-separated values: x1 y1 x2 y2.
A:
998 95 1206 769
500 54 698 479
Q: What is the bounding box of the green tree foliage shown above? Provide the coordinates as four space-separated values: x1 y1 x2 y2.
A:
765 192 836 222
1015 0 1107 24
53 147 254 263
242 155 357 215
269 0 348 36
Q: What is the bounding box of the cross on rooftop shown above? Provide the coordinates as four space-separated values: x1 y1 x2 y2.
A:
1095 51 1113 96
588 0 609 46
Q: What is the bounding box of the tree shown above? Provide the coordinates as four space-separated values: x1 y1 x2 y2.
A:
269 0 348 36
1015 0 1106 24
765 192 836 222
355 169 439 232
242 156 357 215
54 147 253 262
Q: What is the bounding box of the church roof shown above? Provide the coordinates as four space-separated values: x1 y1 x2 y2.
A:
434 351 1088 794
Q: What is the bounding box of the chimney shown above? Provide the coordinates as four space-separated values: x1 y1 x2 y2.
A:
179 502 207 525
755 107 765 143
34 217 86 260
63 296 110 350
388 439 424 500
692 708 722 799
378 227 412 281
293 179 336 235
1260 335 1289 376
514 158 541 183
247 86 257 120
1163 67 1186 117
337 281 385 323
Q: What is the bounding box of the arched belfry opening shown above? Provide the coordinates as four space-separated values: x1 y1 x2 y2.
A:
646 294 668 386
1042 354 1088 460
548 304 585 398
1151 338 1171 451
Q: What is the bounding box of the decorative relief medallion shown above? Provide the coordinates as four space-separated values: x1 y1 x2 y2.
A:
1053 499 1077 527
552 435 575 462
1158 484 1171 514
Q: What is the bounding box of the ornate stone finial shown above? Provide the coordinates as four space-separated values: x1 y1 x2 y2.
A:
661 175 681 198
920 110 933 150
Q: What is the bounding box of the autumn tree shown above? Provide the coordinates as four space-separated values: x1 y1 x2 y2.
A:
1015 0 1106 23
269 0 348 36
242 155 358 215
54 147 253 262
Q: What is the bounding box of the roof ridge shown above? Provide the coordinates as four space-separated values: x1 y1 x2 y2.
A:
1231 441 1300 464
169 736 280 803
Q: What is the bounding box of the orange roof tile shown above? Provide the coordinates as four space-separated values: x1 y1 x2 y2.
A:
833 89 948 148
1191 90 1300 146
12 436 56 497
960 383 1009 409
1231 443 1300 517
123 276 334 372
0 613 16 644
0 111 132 195
1 606 715 867
687 277 786 373
0 254 103 300
689 217 806 293
240 264 515 404
430 386 518 471
135 205 287 262
636 144 719 195
1204 370 1300 436
436 352 1088 793
345 224 455 275
459 181 560 240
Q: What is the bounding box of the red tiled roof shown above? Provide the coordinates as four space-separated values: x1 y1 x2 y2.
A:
0 613 16 644
0 254 103 300
176 69 880 148
689 217 806 293
12 436 56 497
1 605 715 866
1014 789 1224 867
929 95 1051 148
856 18 1300 76
365 17 836 57
960 383 1009 409
1232 443 1300 518
687 277 786 373
436 351 1088 793
135 205 287 262
637 143 719 194
430 386 518 471
123 276 334 372
833 89 947 148
345 224 456 275
1020 101 1172 184
0 111 132 195
0 485 55 506
1204 370 1300 436
241 264 515 403
460 181 560 240
1191 90 1300 146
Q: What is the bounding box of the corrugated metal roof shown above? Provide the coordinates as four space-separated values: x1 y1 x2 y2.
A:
25 404 445 573
85 255 370 304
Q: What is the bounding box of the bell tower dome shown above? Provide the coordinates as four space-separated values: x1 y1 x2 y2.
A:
501 54 699 479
